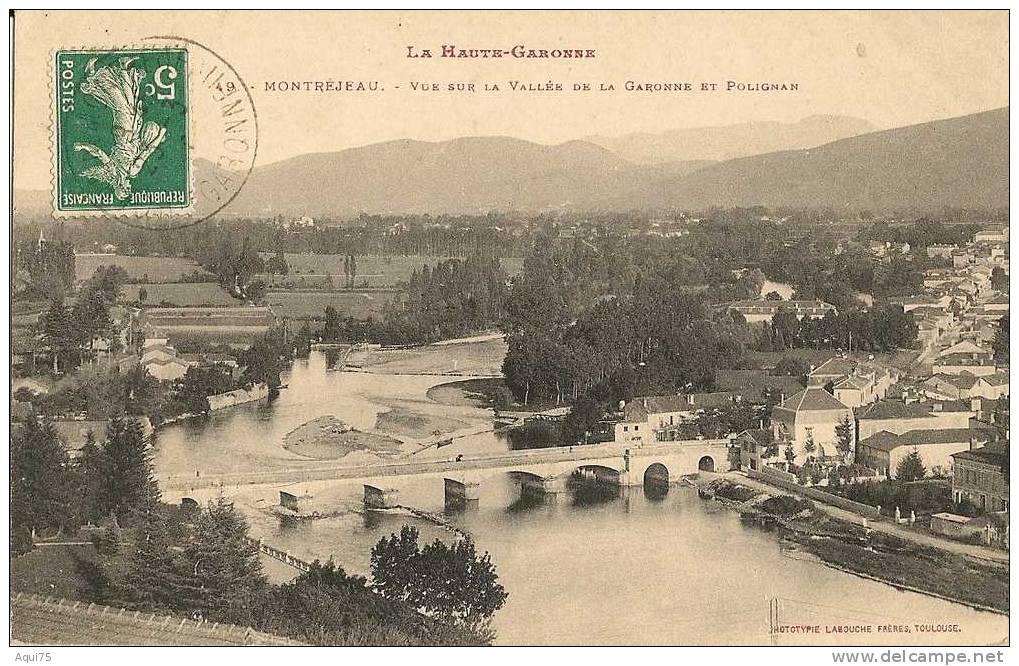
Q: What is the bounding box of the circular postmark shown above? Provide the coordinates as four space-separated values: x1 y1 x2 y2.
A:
123 35 259 230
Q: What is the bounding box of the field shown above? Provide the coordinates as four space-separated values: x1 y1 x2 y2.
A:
121 282 239 306
260 254 446 289
261 254 524 289
157 326 272 346
266 290 397 320
75 254 208 283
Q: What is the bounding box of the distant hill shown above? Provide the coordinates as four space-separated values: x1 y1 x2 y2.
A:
13 108 1007 218
226 136 671 217
586 115 877 165
654 107 1008 211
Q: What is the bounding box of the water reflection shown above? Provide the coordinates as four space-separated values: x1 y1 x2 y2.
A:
569 481 621 507
160 353 1008 647
323 348 343 370
506 493 549 514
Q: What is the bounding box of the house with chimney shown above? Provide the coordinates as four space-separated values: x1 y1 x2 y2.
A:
974 226 1009 243
857 427 992 479
932 354 1000 377
921 372 1009 402
726 299 836 324
736 427 785 472
856 396 975 441
140 337 240 382
613 392 737 445
890 293 953 313
806 356 898 408
770 388 854 463
938 339 993 361
951 442 1009 512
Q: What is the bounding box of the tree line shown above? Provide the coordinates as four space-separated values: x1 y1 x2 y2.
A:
11 416 507 645
322 256 508 344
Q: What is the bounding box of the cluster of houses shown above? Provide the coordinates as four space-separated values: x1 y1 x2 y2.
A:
135 337 240 382
618 225 1010 520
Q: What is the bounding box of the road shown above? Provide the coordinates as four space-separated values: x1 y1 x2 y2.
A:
160 438 727 493
728 472 1009 565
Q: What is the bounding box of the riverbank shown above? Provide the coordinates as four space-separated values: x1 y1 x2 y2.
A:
425 377 504 408
283 415 403 460
375 406 469 439
704 478 1009 615
345 337 507 376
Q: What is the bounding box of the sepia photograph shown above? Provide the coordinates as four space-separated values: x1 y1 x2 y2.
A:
5 8 1011 657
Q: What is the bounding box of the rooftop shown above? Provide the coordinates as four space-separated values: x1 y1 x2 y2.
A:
728 299 836 312
737 428 773 446
952 445 1009 470
714 370 804 401
857 398 974 421
860 427 990 452
810 356 856 377
774 388 850 413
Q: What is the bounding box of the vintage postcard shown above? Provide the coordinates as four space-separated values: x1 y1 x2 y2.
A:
8 9 1010 655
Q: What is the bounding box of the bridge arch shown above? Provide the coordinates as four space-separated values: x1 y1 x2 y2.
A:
698 455 717 472
507 470 546 484
573 464 622 485
643 462 670 486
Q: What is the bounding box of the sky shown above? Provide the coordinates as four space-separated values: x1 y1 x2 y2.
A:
13 10 1009 190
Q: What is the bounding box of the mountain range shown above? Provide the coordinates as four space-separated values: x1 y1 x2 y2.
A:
14 107 1008 217
584 115 877 165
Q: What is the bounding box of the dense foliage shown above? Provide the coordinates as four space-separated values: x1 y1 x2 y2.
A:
371 525 508 636
323 256 507 343
10 415 156 553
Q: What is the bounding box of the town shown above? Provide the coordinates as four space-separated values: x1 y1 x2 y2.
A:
8 201 1010 645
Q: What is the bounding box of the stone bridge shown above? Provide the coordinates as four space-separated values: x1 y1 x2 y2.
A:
162 436 730 499
356 439 730 510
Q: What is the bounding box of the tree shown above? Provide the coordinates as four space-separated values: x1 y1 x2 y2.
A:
827 464 843 489
774 356 809 379
11 419 79 545
267 249 290 275
182 497 267 623
78 430 111 523
835 416 855 461
245 279 268 303
764 290 783 301
124 511 198 610
73 288 114 355
87 265 129 302
172 366 234 415
412 537 507 631
993 315 1009 365
370 525 422 603
371 526 507 632
991 266 1008 292
323 306 341 340
238 334 285 389
896 450 927 482
41 299 79 373
802 433 816 459
125 498 266 624
102 418 158 522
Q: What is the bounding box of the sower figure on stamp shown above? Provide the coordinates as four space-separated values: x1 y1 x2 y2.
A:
74 56 166 200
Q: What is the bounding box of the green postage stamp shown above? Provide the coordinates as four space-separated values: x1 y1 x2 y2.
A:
54 48 191 214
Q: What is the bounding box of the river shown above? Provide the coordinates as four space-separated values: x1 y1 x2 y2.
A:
153 349 1007 646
